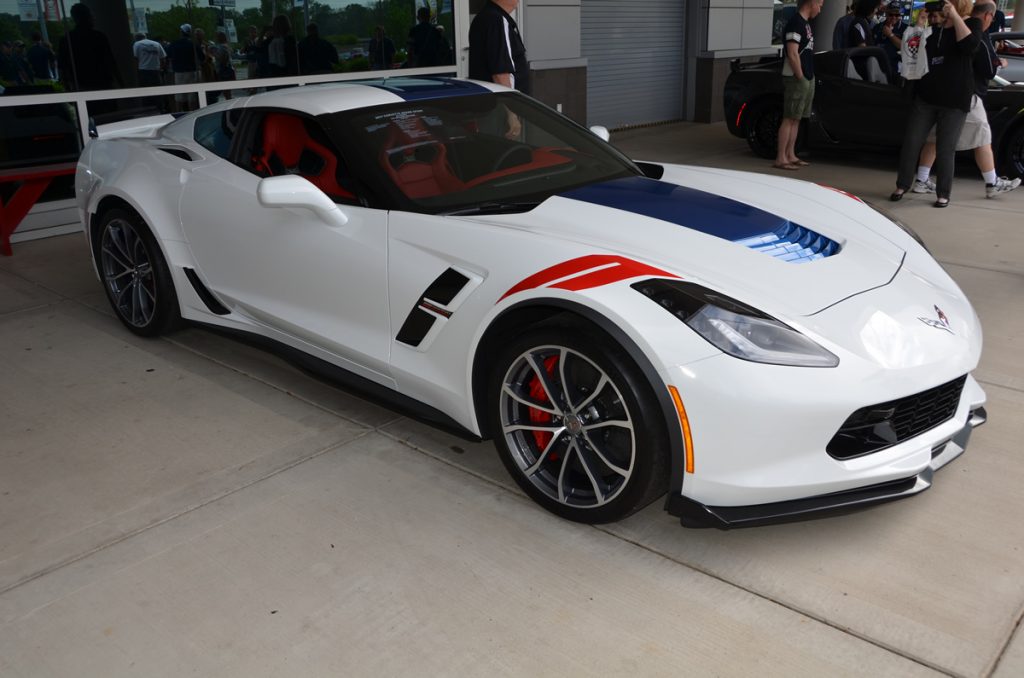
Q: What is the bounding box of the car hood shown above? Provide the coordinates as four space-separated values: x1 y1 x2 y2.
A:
478 165 906 317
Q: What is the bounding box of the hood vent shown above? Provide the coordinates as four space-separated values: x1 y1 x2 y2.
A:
734 221 840 263
559 176 840 264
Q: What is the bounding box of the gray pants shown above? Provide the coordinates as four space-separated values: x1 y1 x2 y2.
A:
897 99 968 199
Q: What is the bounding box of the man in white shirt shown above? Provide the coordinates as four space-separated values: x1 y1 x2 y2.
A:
133 32 166 87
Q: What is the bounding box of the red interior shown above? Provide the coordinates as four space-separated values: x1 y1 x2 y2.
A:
255 113 354 200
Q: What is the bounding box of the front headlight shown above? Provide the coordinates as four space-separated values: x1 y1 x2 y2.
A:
633 280 839 368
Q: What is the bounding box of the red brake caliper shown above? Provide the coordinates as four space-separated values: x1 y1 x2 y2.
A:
527 355 560 457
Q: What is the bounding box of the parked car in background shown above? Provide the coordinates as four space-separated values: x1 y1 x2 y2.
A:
724 47 1024 178
994 32 1024 83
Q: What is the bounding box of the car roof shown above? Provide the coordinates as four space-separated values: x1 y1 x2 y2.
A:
242 77 505 116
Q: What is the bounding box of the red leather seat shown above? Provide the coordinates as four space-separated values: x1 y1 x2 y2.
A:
254 113 354 201
380 119 464 199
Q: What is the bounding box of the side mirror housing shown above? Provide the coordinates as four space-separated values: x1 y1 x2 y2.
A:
589 125 611 142
257 175 348 227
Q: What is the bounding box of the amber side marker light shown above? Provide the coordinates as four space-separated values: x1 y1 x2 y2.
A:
667 385 694 474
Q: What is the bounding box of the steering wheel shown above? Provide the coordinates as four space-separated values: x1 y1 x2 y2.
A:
490 144 533 173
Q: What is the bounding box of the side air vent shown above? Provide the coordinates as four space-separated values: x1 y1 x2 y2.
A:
183 268 230 315
159 147 195 162
396 267 472 347
734 222 841 263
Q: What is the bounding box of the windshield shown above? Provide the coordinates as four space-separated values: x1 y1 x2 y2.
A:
325 92 640 213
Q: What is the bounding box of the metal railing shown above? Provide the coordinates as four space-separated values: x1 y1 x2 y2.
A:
0 65 456 151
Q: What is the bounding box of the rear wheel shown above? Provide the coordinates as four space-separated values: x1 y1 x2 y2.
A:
746 100 783 159
998 124 1024 180
96 207 180 337
488 324 668 524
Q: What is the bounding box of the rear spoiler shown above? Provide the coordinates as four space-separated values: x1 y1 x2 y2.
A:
730 54 784 74
91 114 178 140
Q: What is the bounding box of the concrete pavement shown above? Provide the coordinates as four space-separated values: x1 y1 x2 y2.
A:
0 122 1021 677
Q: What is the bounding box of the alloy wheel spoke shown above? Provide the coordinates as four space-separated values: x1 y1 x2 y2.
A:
557 443 574 504
112 226 134 265
102 245 132 272
503 423 565 435
582 419 632 432
523 428 568 477
525 352 567 415
571 440 607 505
580 431 630 478
573 374 609 414
502 384 560 416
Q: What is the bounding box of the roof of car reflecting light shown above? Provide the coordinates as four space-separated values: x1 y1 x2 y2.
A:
244 77 506 117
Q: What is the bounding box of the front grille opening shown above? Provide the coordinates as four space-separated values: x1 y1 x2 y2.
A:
827 376 967 460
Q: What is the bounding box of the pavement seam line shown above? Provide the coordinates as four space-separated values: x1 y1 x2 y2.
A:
984 599 1024 677
383 428 960 678
0 430 373 599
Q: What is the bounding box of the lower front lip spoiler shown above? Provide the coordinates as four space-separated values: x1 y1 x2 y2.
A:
667 407 987 529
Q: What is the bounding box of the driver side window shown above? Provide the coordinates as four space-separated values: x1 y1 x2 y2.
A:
246 112 357 204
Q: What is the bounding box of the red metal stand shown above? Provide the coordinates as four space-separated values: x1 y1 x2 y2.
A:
0 163 78 256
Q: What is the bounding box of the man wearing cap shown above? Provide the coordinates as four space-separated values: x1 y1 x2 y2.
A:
168 24 199 110
873 3 907 75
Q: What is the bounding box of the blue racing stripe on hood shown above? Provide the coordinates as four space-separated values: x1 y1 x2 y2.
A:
362 77 489 101
561 176 839 263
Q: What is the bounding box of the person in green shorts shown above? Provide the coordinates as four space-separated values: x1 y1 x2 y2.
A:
775 0 823 170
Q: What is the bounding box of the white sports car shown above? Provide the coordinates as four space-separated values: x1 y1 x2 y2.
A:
76 77 986 528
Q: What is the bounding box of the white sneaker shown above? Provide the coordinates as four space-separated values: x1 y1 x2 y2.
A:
912 177 936 193
986 176 1021 198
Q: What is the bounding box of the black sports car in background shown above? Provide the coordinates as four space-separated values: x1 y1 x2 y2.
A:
724 47 1024 178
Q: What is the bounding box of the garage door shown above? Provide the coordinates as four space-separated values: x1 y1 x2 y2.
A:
581 0 686 128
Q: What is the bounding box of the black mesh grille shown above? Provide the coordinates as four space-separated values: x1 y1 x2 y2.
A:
827 376 967 460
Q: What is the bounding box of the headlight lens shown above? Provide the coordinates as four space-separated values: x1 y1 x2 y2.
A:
633 280 839 368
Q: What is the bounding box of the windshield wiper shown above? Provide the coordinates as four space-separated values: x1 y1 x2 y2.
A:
442 201 543 216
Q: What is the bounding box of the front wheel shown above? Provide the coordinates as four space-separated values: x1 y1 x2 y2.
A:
95 207 180 337
488 325 669 524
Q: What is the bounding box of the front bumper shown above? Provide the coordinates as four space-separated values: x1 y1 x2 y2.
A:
667 406 986 529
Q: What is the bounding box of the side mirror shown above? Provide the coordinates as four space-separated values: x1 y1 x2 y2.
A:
257 175 348 227
589 125 610 142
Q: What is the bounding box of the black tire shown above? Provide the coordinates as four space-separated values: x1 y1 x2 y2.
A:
95 207 180 337
998 124 1024 180
746 99 783 159
487 323 669 524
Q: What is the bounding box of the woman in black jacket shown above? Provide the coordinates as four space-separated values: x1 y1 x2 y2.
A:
891 0 978 207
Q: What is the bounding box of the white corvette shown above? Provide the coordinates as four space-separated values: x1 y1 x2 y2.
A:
75 77 986 528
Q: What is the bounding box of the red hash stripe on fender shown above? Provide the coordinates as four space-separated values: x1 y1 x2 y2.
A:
499 255 679 302
818 184 864 203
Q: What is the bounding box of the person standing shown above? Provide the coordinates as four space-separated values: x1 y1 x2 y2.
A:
167 24 199 110
26 32 56 81
298 23 338 74
873 3 907 75
848 0 881 48
774 0 823 171
133 33 166 87
469 0 529 94
911 2 1019 198
368 26 396 71
408 7 441 67
890 0 979 207
57 3 121 91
